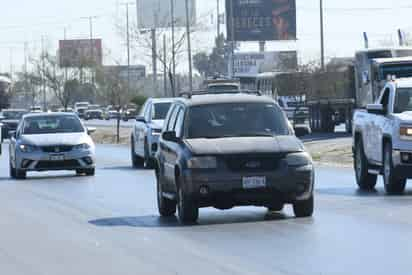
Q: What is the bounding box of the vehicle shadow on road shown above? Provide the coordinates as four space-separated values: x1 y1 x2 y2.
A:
302 133 351 143
317 187 412 197
88 211 293 228
100 166 146 171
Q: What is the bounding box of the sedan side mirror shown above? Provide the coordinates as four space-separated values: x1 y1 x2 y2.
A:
366 104 386 115
87 127 96 135
162 131 180 143
136 116 146 123
294 126 311 138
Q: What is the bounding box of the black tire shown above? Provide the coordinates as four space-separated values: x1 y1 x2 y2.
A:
15 169 26 180
131 136 143 168
293 195 314 218
267 203 284 212
9 160 16 179
383 142 406 195
157 171 176 217
76 169 84 175
177 179 199 224
143 140 155 169
354 138 377 190
85 168 95 176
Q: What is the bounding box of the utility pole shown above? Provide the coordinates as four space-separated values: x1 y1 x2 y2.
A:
185 0 193 93
152 28 158 96
121 3 135 99
170 0 176 96
24 42 29 108
41 36 47 111
216 0 220 38
163 34 168 97
320 0 325 71
229 0 235 78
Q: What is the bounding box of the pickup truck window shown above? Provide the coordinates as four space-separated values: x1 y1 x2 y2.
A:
394 88 412 114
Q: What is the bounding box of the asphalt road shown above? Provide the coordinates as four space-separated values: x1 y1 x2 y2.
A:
1 144 412 275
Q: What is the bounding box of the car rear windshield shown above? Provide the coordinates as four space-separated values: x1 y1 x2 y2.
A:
187 103 289 139
23 116 85 135
153 103 171 120
394 88 412 113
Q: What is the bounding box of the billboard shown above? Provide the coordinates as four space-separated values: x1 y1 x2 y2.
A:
59 39 103 68
226 0 296 42
137 0 196 29
103 65 146 83
233 51 297 77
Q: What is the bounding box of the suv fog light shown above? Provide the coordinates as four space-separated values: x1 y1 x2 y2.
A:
199 186 210 196
21 159 32 169
83 157 93 165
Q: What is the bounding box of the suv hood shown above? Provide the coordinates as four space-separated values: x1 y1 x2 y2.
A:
20 133 92 147
185 136 304 155
394 112 412 124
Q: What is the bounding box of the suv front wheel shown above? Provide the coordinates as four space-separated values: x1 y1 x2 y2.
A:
177 178 199 224
293 196 314 218
383 142 406 195
157 172 176 217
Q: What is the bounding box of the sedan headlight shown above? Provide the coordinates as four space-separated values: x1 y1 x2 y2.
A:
400 126 412 140
73 143 91 150
286 152 312 167
19 144 38 153
187 156 217 169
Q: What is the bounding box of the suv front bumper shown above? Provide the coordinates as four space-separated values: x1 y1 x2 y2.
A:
182 164 314 208
392 150 412 178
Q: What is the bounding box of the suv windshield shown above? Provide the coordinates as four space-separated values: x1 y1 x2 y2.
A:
23 115 85 135
187 103 289 139
153 103 171 120
394 88 412 113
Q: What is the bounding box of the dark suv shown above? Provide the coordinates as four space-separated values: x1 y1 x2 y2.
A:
155 92 314 224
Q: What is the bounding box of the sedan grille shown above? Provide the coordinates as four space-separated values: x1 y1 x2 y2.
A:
35 160 80 170
223 154 285 172
41 145 73 153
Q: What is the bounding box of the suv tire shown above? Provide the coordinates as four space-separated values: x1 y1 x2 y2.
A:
383 142 406 195
9 160 16 179
143 139 155 169
157 172 176 217
177 180 199 224
354 138 377 190
131 136 143 168
293 195 314 218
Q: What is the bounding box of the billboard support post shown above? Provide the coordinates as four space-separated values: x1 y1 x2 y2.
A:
185 0 193 94
320 0 325 71
151 28 158 96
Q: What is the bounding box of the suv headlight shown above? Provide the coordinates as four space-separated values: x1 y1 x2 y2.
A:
400 126 412 140
73 143 91 150
19 144 38 153
286 152 312 167
187 156 217 169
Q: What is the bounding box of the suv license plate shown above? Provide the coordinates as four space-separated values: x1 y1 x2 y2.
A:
242 177 266 189
50 154 65 161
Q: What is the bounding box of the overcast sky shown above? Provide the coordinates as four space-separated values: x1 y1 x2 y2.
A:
1 0 412 74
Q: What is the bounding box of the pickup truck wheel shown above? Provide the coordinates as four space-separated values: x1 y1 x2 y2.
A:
383 143 406 195
157 172 176 217
355 139 377 190
293 196 314 218
177 181 199 224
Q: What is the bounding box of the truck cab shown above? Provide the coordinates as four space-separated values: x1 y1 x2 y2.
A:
353 78 412 194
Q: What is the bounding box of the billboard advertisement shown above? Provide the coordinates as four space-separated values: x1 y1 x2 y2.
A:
226 0 296 42
137 0 196 29
59 39 103 68
233 51 297 78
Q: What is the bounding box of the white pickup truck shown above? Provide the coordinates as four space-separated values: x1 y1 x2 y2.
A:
353 78 412 194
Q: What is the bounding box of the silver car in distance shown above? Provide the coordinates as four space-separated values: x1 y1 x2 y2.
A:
9 113 96 179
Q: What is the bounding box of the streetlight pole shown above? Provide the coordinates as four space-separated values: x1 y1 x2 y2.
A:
217 0 220 38
41 36 47 111
121 2 135 99
170 0 176 96
81 16 98 84
320 0 325 71
185 0 193 94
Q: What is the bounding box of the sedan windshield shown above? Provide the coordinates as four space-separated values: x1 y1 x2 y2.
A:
153 103 172 120
187 103 289 139
394 88 412 114
23 115 85 135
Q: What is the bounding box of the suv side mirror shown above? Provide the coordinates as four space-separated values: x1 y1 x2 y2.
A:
87 127 96 135
162 131 180 143
136 116 146 123
366 104 385 115
294 125 311 138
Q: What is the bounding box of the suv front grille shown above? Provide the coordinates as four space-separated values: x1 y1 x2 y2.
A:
223 154 285 172
41 145 73 153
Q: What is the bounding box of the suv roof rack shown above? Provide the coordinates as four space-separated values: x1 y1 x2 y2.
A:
179 90 262 99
